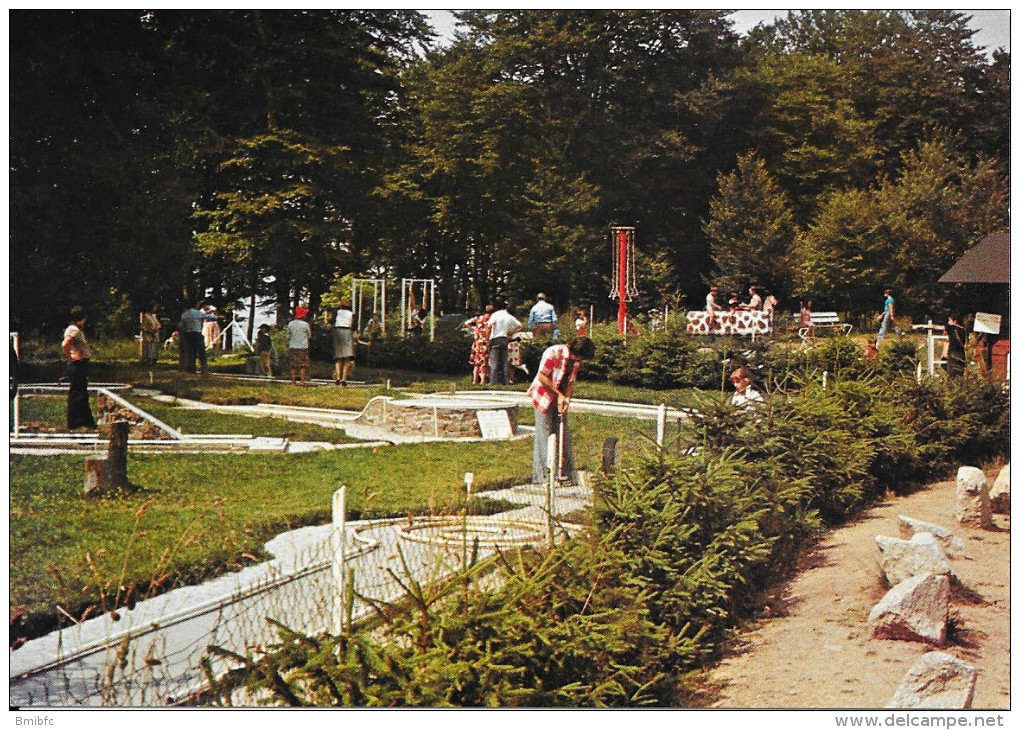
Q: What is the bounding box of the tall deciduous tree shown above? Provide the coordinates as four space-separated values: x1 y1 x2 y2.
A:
795 136 1008 315
383 10 741 312
745 10 1008 172
737 52 880 218
170 10 431 324
10 10 193 334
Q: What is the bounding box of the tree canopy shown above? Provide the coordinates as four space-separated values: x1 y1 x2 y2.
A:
9 9 1009 336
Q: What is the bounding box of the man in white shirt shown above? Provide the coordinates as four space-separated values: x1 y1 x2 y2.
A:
743 285 762 311
705 286 720 317
487 301 522 386
286 307 312 386
179 301 206 374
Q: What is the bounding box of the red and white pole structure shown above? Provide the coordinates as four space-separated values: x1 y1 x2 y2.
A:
610 226 636 335
617 228 628 335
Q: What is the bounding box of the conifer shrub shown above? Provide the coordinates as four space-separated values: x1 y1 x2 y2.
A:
606 331 719 389
594 447 791 656
233 365 1008 707
879 338 920 375
893 378 1010 481
802 335 868 379
235 534 684 707
827 378 919 496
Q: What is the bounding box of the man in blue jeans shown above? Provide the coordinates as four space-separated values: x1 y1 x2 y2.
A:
527 336 596 485
876 288 903 343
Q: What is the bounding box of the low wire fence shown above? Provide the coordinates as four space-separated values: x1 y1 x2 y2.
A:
11 441 590 707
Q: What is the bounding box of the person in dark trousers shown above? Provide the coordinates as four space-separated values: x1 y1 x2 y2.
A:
254 324 274 377
62 305 98 430
943 313 968 378
10 338 19 400
487 301 522 386
179 300 206 374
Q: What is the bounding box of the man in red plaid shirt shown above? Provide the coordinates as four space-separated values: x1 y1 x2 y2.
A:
527 336 596 485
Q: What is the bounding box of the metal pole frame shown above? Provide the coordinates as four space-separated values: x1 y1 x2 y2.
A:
331 486 347 636
546 430 558 548
351 278 387 336
11 332 20 437
400 278 436 341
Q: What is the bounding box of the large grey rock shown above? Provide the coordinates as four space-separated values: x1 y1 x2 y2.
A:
897 515 967 558
887 651 977 709
989 464 1010 514
869 573 949 645
875 532 955 586
955 466 993 529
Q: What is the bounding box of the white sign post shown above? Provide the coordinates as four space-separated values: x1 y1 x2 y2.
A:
331 486 347 636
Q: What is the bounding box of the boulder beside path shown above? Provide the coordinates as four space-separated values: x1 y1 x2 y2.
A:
955 466 993 529
897 515 966 558
989 464 1010 514
868 573 949 646
875 532 954 587
887 651 977 709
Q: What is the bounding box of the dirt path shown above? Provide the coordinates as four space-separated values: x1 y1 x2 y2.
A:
705 469 1010 709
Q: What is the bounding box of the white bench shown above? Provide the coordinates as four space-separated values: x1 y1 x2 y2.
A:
799 312 852 341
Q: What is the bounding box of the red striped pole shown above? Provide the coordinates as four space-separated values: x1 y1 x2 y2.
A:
618 229 627 334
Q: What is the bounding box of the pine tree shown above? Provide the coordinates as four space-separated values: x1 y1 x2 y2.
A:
703 152 798 300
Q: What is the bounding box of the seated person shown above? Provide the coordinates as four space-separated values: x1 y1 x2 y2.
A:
730 365 762 408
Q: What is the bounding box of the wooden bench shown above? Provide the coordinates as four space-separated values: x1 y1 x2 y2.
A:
799 312 852 341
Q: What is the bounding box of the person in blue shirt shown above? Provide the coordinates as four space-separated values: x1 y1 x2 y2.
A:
527 292 559 340
876 288 904 343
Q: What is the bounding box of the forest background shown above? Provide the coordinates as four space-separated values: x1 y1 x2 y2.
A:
9 9 1010 341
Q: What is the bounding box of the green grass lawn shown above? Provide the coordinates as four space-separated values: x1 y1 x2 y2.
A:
10 410 674 640
11 393 364 443
11 335 695 640
12 394 95 429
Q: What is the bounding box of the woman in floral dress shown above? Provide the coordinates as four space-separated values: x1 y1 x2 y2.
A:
465 304 493 385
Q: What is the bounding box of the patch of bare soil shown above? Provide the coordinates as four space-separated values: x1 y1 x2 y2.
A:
705 471 1010 709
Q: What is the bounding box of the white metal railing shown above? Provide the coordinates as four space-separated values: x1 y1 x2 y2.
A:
912 320 949 382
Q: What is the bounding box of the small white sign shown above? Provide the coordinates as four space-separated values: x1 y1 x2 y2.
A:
974 312 1002 335
477 410 513 439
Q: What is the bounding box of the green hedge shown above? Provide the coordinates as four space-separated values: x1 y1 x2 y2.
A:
302 325 923 398
306 327 472 374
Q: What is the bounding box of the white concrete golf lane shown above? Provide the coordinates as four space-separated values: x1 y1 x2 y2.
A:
10 479 591 707
11 378 664 705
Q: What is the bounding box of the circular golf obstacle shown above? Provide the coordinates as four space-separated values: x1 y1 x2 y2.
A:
398 515 547 548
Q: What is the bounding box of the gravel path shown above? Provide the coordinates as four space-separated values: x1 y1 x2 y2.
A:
705 471 1010 709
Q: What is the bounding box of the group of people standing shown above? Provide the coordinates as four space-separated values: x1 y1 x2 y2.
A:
465 301 528 386
267 302 361 387
465 293 572 387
